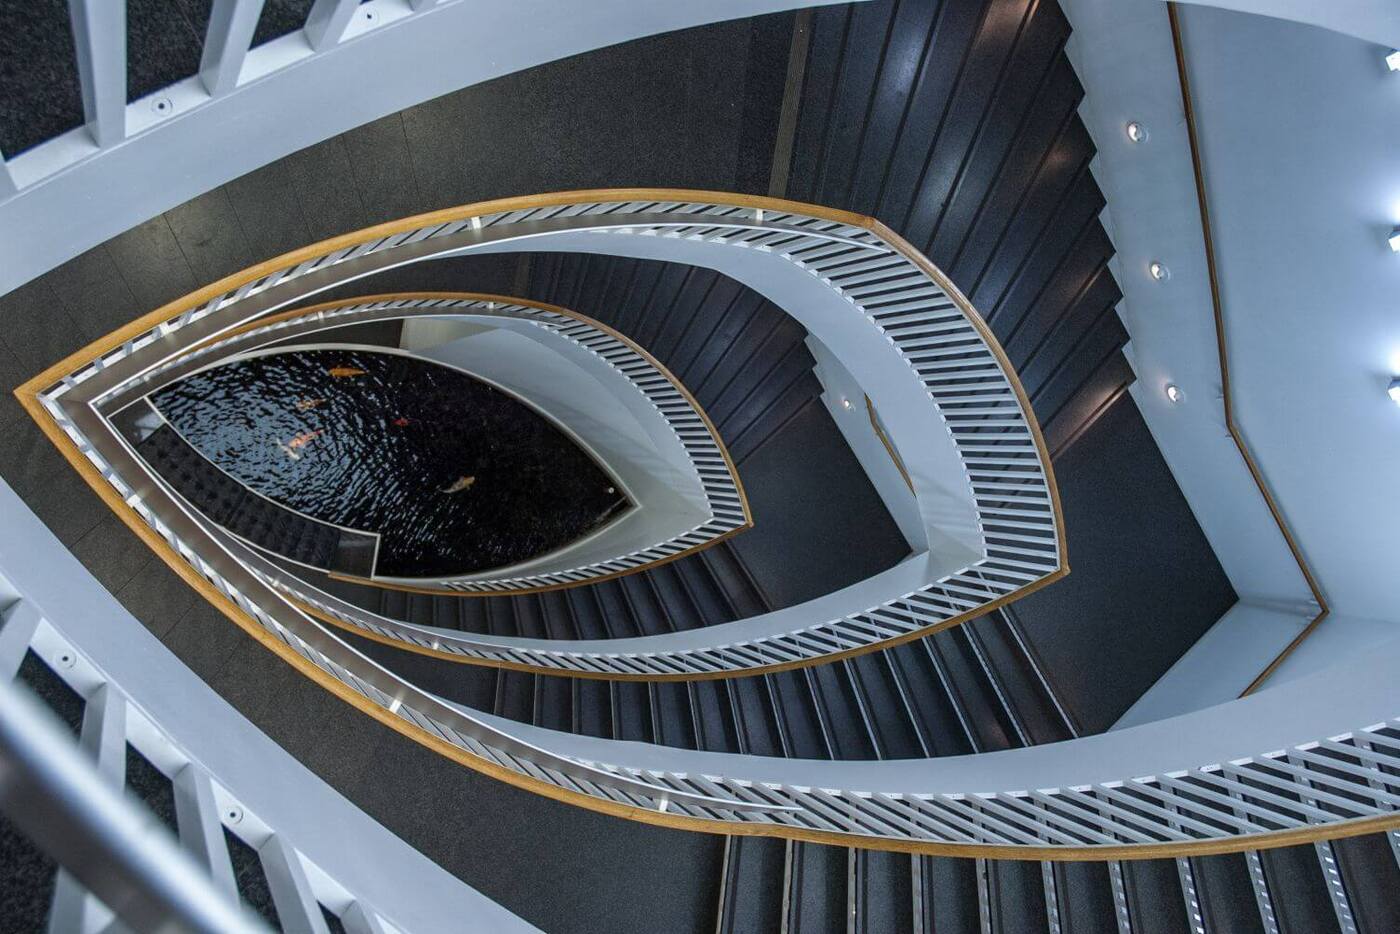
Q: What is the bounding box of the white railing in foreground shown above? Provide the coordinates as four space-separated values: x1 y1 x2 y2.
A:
0 482 542 932
43 192 1063 678
131 294 749 594
0 0 841 296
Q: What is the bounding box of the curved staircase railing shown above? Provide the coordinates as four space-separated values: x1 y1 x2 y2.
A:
14 189 1400 855
30 190 1064 677
128 293 750 595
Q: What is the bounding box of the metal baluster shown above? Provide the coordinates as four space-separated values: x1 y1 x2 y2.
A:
1042 861 1063 934
1287 753 1360 934
1226 783 1279 934
975 858 992 934
341 902 391 934
1175 858 1206 934
172 766 239 900
0 601 42 680
304 0 361 51
69 0 127 148
0 150 16 199
1107 861 1133 934
1353 735 1400 870
260 833 332 934
49 684 128 934
199 0 266 96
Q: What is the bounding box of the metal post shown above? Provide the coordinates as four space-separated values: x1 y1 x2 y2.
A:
50 684 128 934
173 765 239 900
260 834 332 934
0 152 16 199
200 0 267 96
303 0 360 51
341 902 391 934
68 0 128 148
0 676 267 933
0 601 42 681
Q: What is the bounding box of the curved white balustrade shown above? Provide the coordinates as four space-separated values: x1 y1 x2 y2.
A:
0 480 540 933
124 294 748 594
38 192 1063 677
18 193 1399 854
0 0 844 296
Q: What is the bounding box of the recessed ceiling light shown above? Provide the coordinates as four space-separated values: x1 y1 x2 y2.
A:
1390 227 1400 252
840 397 853 410
1165 383 1183 403
1387 49 1400 71
1389 377 1400 405
1125 121 1148 143
1149 261 1170 281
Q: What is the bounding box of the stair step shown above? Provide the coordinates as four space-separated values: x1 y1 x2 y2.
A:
786 843 845 934
1191 853 1266 934
1122 859 1193 934
716 837 786 934
852 848 915 933
917 856 981 934
1053 861 1118 934
1258 844 1341 934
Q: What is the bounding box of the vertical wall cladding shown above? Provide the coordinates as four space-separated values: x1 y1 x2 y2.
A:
782 0 1236 726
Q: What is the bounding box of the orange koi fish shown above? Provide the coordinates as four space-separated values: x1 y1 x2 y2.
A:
275 429 324 460
327 366 366 379
296 397 326 411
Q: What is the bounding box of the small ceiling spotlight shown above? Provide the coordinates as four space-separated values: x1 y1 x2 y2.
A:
1390 227 1400 252
1165 383 1183 404
1125 121 1148 143
1389 377 1400 405
1387 49 1400 71
1149 261 1171 281
840 397 854 411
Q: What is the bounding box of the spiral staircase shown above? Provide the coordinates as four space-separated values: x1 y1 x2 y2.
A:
1 1 1397 933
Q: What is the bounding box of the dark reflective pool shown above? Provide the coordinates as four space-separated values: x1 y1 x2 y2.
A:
152 348 629 578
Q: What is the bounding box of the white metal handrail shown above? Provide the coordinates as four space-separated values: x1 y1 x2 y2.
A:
21 277 1400 857
0 589 540 933
38 192 1064 677
0 0 839 296
129 295 749 593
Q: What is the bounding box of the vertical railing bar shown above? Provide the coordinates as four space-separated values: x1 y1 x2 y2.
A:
303 0 361 51
0 601 43 681
258 834 332 934
172 766 239 901
0 151 17 198
199 0 266 96
69 0 127 148
50 683 128 934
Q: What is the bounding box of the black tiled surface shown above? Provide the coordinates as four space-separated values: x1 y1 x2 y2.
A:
0 277 93 376
225 159 315 266
165 188 258 286
69 514 155 596
115 559 201 639
164 599 251 684
43 245 144 339
0 0 83 156
340 113 424 226
104 215 199 314
285 137 370 243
